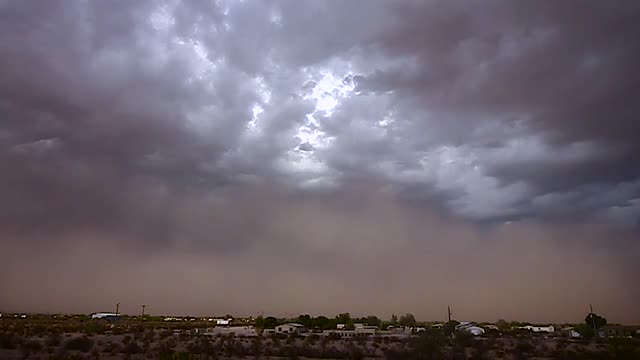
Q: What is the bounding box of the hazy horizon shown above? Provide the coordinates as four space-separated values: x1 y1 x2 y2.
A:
2 0 639 325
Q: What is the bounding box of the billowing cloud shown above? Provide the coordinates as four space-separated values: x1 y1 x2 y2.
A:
1 0 639 322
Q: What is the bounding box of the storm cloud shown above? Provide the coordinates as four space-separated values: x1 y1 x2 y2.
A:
1 0 639 323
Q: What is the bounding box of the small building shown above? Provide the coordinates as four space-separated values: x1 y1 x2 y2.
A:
90 313 121 320
355 325 377 336
483 324 500 332
517 325 555 333
215 318 232 326
276 323 307 335
456 322 486 336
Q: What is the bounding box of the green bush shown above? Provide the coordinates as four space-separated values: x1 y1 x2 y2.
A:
46 333 63 347
0 332 21 349
47 354 86 360
64 335 94 352
21 338 43 353
159 353 199 360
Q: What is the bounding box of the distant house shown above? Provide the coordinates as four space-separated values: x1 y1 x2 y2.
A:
456 322 486 336
562 328 581 338
355 325 377 336
516 325 555 333
90 313 121 321
483 324 500 332
276 323 307 335
215 318 232 326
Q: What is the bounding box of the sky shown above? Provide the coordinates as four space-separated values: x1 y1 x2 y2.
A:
1 0 639 324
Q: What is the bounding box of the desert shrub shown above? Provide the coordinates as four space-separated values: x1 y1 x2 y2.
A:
0 332 22 349
159 353 199 360
406 331 446 360
155 338 178 358
608 337 640 360
306 333 320 345
384 347 411 360
102 341 121 354
21 338 43 353
84 322 106 336
142 330 156 343
512 339 535 359
46 333 63 347
64 335 94 352
347 342 365 360
122 341 142 354
454 331 474 348
47 354 86 360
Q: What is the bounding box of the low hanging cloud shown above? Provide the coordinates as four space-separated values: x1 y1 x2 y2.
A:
1 0 639 322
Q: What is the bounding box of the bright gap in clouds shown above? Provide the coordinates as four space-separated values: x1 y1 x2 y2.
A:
296 71 355 148
274 71 357 189
306 71 356 116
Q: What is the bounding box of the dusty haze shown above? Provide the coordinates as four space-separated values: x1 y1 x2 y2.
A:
1 0 639 324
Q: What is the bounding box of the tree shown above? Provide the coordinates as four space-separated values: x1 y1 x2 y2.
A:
496 319 510 331
585 312 606 331
399 313 417 328
314 316 332 330
390 314 398 326
575 323 595 338
255 316 265 329
444 320 459 336
263 316 279 329
297 314 312 328
336 313 353 329
365 315 381 327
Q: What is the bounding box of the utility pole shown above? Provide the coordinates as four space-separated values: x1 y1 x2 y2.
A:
141 304 146 321
590 304 598 337
115 303 120 316
446 305 453 338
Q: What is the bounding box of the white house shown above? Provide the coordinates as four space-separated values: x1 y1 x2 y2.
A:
483 325 500 332
91 313 120 319
517 325 555 333
215 318 232 326
355 326 377 336
456 322 485 336
276 323 307 335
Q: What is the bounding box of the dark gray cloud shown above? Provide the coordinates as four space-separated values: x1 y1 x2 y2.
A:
1 0 639 322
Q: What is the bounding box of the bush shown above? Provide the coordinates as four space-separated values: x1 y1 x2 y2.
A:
64 335 94 352
47 354 86 360
21 338 43 353
159 353 199 360
0 332 21 349
46 333 63 347
102 341 121 354
122 341 142 354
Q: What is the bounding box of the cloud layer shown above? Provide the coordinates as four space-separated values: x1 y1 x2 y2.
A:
1 0 639 322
